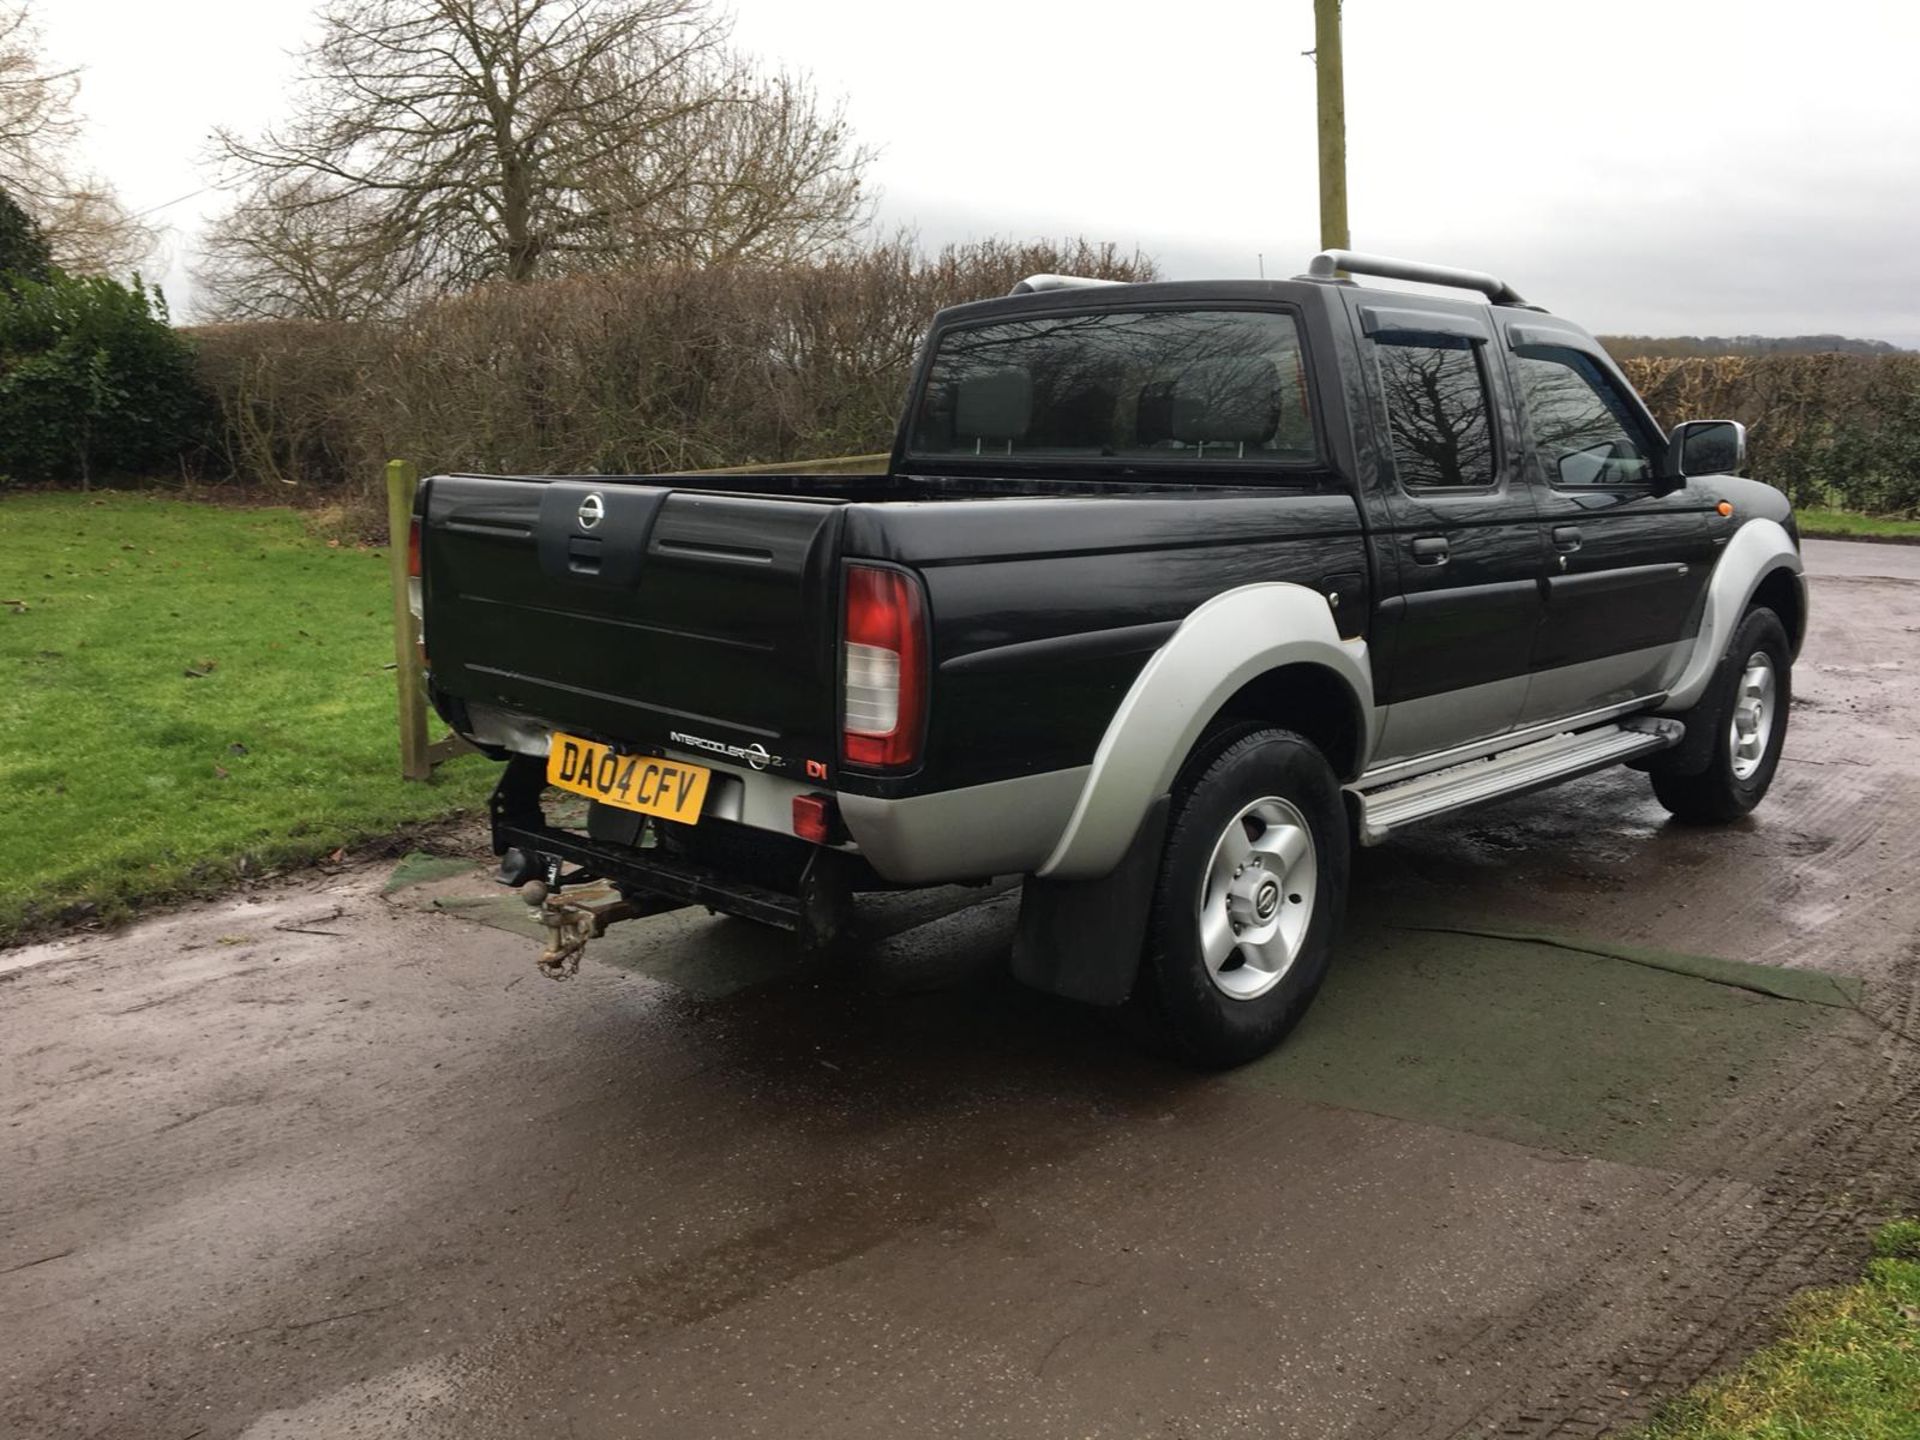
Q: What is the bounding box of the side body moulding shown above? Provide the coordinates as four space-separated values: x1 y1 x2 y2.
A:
1660 518 1805 713
1036 583 1375 882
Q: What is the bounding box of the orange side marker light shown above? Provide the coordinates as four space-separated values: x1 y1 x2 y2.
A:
1716 501 1734 517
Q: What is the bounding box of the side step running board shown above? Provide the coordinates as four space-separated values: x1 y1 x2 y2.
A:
1351 719 1683 845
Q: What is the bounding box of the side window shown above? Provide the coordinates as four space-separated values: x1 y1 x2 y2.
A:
1509 346 1661 487
1373 334 1497 489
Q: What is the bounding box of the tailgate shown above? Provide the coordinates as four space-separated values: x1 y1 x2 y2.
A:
422 475 846 779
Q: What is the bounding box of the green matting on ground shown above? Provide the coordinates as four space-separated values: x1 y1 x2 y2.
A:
382 851 484 895
389 852 1860 1164
390 853 797 999
1233 924 1854 1165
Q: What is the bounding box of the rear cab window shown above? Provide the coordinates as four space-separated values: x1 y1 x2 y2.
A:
1370 333 1498 489
906 309 1316 469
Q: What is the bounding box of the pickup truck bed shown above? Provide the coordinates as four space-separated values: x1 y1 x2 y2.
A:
424 473 1367 801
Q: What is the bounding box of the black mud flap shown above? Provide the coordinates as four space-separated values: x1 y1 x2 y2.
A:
1012 795 1171 1006
1630 648 1737 779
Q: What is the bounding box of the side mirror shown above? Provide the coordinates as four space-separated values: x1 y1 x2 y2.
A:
1667 419 1746 479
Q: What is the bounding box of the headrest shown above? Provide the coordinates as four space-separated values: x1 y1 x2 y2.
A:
953 367 1032 443
1169 356 1282 446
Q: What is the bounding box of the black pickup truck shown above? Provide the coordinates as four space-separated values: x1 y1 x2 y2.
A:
416 249 1806 1066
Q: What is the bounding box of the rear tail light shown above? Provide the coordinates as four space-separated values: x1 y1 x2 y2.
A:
843 564 927 768
406 517 425 664
406 517 424 620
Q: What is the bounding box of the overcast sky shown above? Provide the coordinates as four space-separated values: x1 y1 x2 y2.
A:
35 0 1920 343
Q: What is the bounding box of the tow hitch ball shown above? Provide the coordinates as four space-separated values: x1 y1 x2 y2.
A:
518 879 640 981
498 850 638 981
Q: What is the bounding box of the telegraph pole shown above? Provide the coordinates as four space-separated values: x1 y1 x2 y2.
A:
1313 0 1350 252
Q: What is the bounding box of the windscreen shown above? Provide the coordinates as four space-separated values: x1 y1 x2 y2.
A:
907 308 1316 465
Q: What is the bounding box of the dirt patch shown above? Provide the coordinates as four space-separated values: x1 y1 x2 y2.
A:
2 814 492 952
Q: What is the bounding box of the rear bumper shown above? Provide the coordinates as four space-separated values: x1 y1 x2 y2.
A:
467 699 1089 887
489 756 845 934
456 699 831 835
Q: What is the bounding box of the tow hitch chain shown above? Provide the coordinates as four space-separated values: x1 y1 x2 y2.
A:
523 881 639 980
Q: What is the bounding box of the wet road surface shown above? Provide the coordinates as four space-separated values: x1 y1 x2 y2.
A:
4 539 1918 1440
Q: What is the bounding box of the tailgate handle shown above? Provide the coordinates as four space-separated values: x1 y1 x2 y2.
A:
536 483 669 588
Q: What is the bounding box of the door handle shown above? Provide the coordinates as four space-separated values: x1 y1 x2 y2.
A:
1551 526 1583 551
1410 536 1450 566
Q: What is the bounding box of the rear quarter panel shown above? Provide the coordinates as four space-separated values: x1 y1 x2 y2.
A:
842 492 1369 794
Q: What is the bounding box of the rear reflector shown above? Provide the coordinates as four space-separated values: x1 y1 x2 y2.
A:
843 564 926 769
792 793 835 845
407 517 423 579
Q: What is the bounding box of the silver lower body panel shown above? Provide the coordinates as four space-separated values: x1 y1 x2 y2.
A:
839 767 1090 884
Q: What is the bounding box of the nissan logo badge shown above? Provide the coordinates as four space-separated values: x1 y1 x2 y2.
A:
577 492 605 531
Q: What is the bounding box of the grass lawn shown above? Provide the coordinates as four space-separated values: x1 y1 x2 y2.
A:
1798 508 1920 541
1624 1220 1920 1439
0 491 496 942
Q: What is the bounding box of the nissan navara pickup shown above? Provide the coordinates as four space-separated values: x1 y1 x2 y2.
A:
415 249 1806 1067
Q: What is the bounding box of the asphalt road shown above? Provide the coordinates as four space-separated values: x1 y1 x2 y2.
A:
4 539 1918 1440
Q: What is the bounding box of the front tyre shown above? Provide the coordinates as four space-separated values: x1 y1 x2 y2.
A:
1651 606 1792 823
1129 728 1349 1068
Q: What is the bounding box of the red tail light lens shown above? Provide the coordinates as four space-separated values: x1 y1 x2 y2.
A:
406 517 426 666
843 564 926 768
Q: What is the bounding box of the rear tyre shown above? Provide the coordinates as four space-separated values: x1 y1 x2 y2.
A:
1127 728 1349 1069
1651 606 1792 823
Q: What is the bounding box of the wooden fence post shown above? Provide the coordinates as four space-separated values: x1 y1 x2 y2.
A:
385 458 431 781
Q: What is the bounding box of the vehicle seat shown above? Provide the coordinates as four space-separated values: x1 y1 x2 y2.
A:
1169 356 1282 458
954 367 1033 455
1135 379 1176 448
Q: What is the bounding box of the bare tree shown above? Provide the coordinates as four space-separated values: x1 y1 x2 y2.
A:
0 3 153 273
0 3 73 169
198 177 427 321
594 63 869 266
30 179 154 275
209 0 873 315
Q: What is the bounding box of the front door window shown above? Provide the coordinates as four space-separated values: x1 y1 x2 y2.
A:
1508 346 1661 488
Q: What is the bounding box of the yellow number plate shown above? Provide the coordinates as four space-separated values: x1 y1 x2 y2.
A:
546 733 710 823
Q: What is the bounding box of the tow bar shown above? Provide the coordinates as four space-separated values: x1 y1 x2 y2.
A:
489 756 854 981
512 857 853 979
522 881 641 980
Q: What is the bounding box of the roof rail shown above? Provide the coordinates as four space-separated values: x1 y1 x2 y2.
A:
1303 249 1531 308
1009 273 1126 296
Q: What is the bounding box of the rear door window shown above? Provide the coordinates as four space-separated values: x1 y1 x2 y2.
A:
1372 334 1497 489
907 309 1316 465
